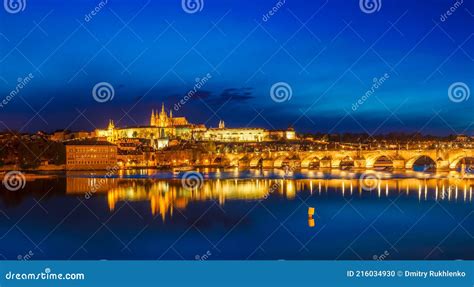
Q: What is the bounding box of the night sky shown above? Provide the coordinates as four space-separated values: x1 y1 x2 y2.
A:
1 0 473 135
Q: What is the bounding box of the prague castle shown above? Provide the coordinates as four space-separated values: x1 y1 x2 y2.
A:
95 103 203 149
94 104 296 149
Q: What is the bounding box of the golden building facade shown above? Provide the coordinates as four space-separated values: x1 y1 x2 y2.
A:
192 121 296 142
65 141 117 170
95 104 200 149
194 127 267 142
95 105 297 147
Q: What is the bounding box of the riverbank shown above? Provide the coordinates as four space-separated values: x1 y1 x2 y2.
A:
0 164 65 172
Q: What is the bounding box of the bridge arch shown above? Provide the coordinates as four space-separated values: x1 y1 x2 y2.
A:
237 156 250 167
228 155 245 167
405 155 437 170
273 155 301 168
372 155 394 169
339 156 355 169
449 156 474 170
273 156 286 168
249 157 263 168
301 155 321 168
213 157 230 166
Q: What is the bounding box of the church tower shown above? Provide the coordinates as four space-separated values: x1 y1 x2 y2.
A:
159 102 168 127
150 109 156 126
108 119 115 130
219 120 225 129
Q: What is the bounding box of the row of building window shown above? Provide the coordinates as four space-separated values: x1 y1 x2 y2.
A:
68 148 116 153
67 160 115 165
67 154 115 159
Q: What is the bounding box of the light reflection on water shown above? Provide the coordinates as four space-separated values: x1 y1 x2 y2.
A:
64 169 474 221
1 169 474 260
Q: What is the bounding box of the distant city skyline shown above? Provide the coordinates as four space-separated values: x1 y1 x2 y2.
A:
1 0 473 135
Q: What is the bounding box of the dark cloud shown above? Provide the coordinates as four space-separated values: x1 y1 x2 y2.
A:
202 88 255 105
193 90 213 99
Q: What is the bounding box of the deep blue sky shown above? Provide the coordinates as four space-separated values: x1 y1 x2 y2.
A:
1 0 473 134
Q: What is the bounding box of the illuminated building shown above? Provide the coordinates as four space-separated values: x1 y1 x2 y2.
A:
95 106 296 147
192 120 296 142
50 130 92 142
65 140 117 170
95 103 203 149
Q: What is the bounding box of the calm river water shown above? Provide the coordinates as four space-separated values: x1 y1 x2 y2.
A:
0 168 473 260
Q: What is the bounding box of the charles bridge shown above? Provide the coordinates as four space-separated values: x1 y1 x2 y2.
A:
158 147 474 170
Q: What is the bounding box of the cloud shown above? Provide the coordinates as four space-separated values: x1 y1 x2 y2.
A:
204 88 255 105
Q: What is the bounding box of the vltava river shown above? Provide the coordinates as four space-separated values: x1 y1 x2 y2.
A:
0 169 473 260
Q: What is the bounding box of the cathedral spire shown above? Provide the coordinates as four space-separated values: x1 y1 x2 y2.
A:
150 109 156 126
161 102 165 114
